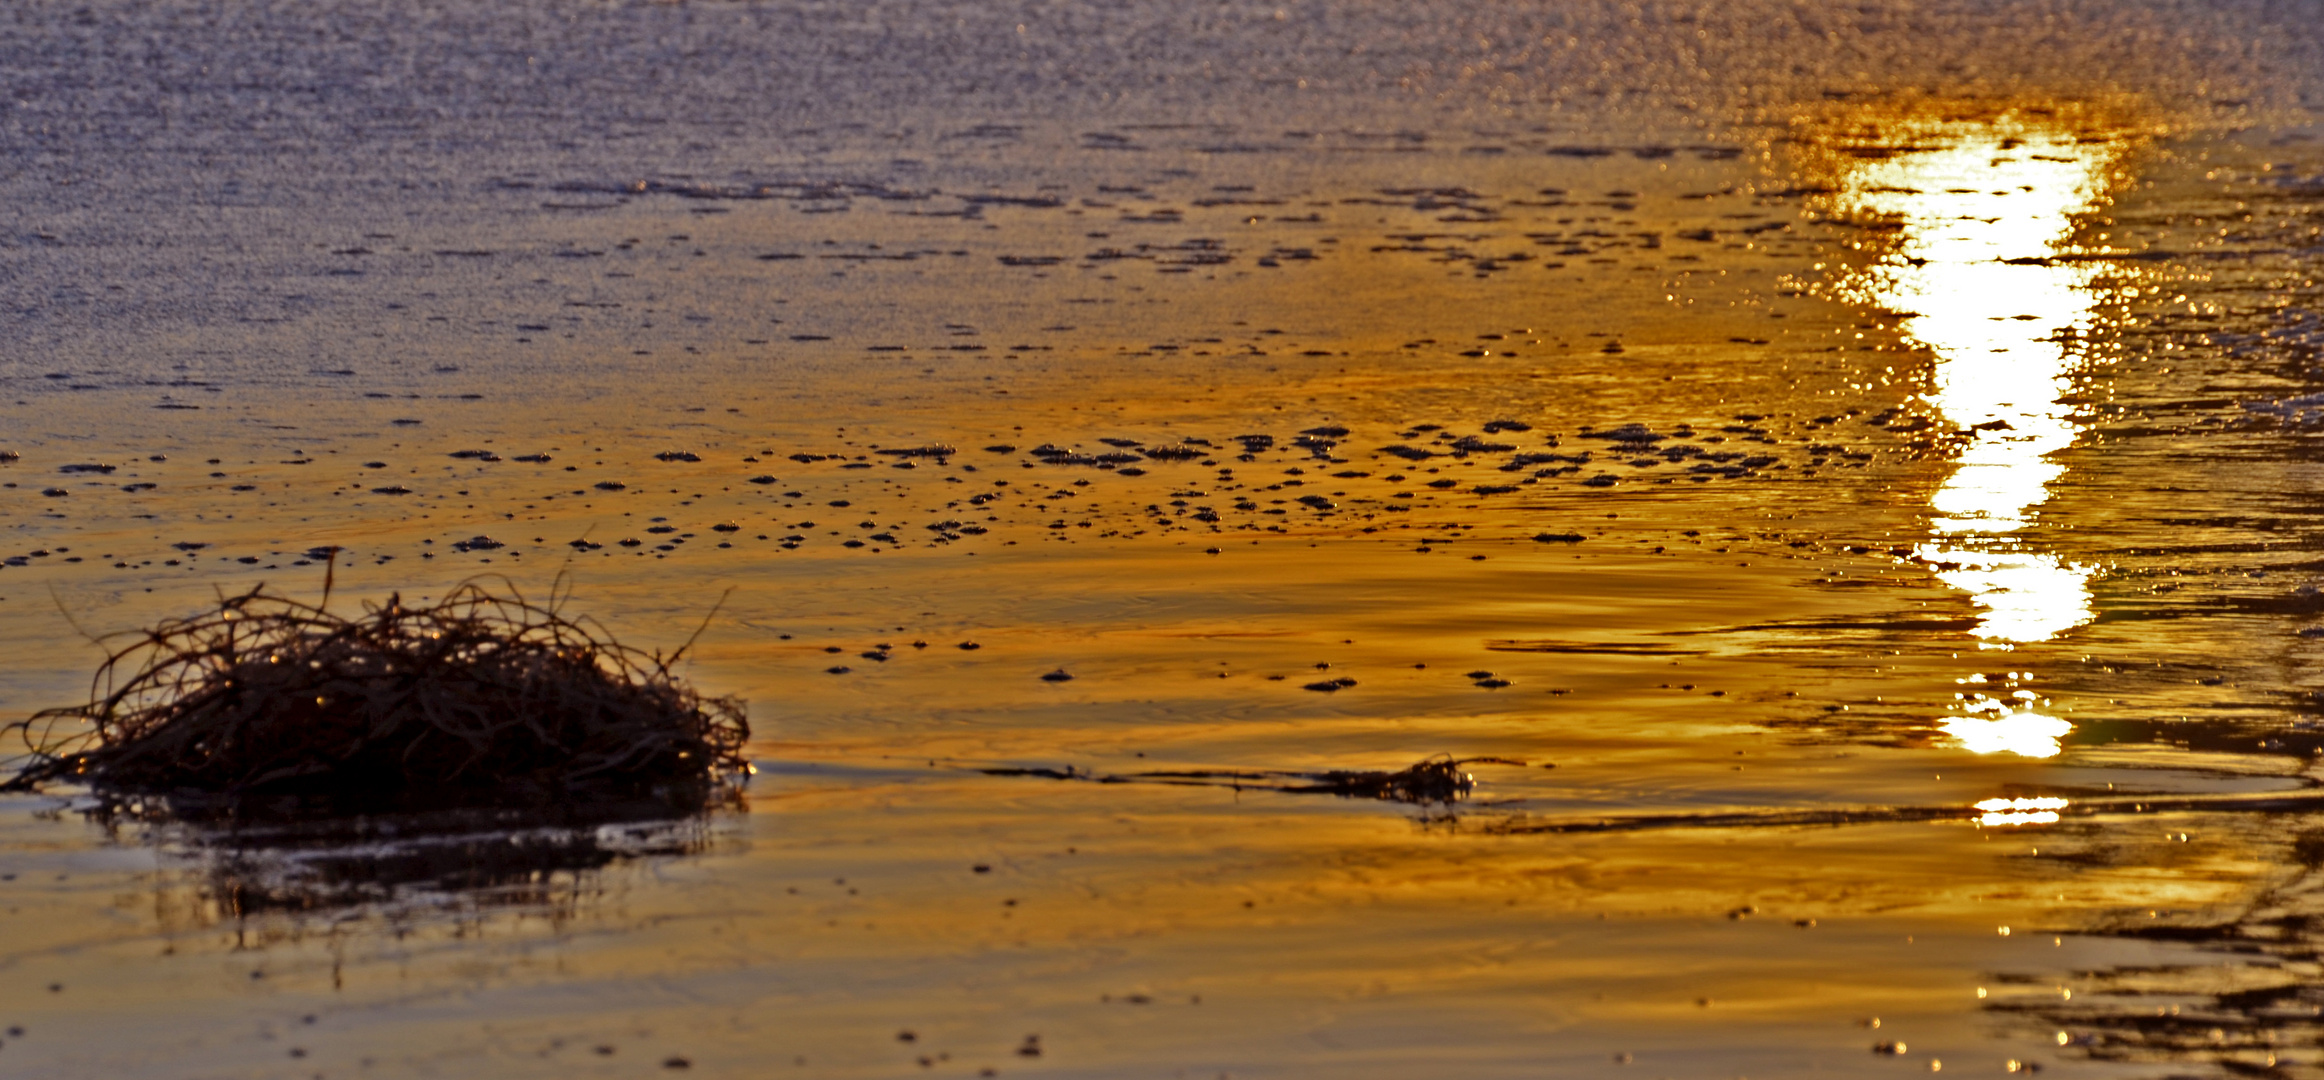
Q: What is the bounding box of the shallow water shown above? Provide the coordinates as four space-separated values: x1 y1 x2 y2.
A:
6 2 2324 1077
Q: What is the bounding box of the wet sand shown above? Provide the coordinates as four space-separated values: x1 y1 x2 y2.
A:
7 2 2324 1077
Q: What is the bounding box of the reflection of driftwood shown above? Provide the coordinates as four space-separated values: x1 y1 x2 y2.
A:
95 794 731 922
985 754 1524 804
3 577 749 813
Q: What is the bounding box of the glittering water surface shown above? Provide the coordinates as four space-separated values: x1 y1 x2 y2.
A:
1816 111 2119 647
4 2 2324 1077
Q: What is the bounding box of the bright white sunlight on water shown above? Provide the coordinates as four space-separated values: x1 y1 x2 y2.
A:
1807 109 2138 759
1816 111 2128 648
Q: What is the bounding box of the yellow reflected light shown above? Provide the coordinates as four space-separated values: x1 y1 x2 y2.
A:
1946 682 2071 757
1943 707 2073 758
1804 108 2131 646
1973 796 2069 812
1974 797 2068 827
1979 811 2061 827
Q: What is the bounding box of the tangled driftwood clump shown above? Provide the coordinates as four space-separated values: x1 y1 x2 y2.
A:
2 580 749 812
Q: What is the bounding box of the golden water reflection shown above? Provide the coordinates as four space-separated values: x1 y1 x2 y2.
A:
1807 109 2135 758
1813 112 2126 647
1975 796 2069 827
1944 706 2074 759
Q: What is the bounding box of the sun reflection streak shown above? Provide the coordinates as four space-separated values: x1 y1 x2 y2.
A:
1975 796 2068 827
1979 810 2062 827
1975 797 2069 811
1943 707 2074 758
1812 113 2127 646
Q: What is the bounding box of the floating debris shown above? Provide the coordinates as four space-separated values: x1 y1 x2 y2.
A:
984 754 1521 805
